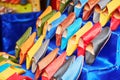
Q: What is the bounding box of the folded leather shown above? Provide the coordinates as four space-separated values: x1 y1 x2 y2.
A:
19 32 36 64
61 18 82 50
15 27 32 58
46 14 67 39
53 55 76 80
26 35 44 70
42 11 61 37
74 0 88 17
0 53 18 63
66 21 93 56
56 12 75 46
62 56 84 80
100 0 120 26
93 0 111 23
82 0 100 20
85 27 111 65
110 6 120 31
81 22 102 46
0 66 25 80
31 39 50 73
35 48 59 80
42 52 66 80
51 0 60 10
7 73 32 80
37 10 56 37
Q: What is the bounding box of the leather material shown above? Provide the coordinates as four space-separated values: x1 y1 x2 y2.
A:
31 39 50 73
46 14 67 39
51 0 60 10
82 0 100 20
93 0 111 23
66 21 93 56
41 52 66 80
85 27 111 65
110 6 120 31
53 55 76 80
74 0 88 17
0 66 25 80
19 32 36 64
67 2 74 14
35 48 59 80
7 73 32 80
81 22 102 46
37 10 56 37
100 0 120 26
61 18 82 50
62 56 84 80
56 12 75 46
15 27 32 59
26 35 44 70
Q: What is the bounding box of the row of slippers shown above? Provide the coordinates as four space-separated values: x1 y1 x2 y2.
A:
14 16 111 80
0 52 32 80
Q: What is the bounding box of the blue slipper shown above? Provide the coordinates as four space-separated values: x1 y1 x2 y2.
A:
46 14 67 39
61 18 82 50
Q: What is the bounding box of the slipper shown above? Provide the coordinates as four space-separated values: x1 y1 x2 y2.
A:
36 10 56 37
61 18 82 50
51 0 60 10
42 11 61 37
85 27 111 65
19 32 36 64
61 56 84 80
0 66 25 80
74 0 88 17
66 21 92 56
93 0 111 23
77 22 102 56
53 55 75 80
67 1 74 14
7 73 32 80
31 39 50 73
110 6 120 31
26 35 44 70
99 0 120 26
82 0 100 20
15 27 32 58
35 48 59 80
56 12 75 47
46 14 67 39
41 52 66 80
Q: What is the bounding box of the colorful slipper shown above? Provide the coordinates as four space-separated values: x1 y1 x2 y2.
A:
99 0 120 26
41 52 66 80
46 14 67 39
35 48 59 80
56 12 75 47
26 35 44 70
66 21 93 56
67 1 74 14
19 32 36 64
77 22 102 56
110 6 120 31
61 18 82 50
51 0 61 10
53 55 75 80
82 0 100 20
62 56 84 80
0 66 25 80
37 10 56 37
85 27 111 65
7 73 32 80
93 0 111 23
42 11 61 37
15 27 32 58
74 0 88 17
31 39 50 73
